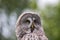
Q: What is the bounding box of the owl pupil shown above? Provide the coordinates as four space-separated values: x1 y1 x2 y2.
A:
34 20 37 23
26 20 30 23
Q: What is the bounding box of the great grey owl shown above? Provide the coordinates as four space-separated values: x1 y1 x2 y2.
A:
15 11 48 40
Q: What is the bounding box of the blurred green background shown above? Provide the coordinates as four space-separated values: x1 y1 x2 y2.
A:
0 0 60 40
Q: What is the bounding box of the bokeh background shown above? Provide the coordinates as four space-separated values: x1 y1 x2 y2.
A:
0 0 60 40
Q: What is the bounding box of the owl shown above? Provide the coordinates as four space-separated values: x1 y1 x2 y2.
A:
15 11 48 40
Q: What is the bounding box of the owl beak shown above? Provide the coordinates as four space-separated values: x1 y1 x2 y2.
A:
30 23 35 32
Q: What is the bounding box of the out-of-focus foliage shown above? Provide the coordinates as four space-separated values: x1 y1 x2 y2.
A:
41 2 60 40
28 0 37 9
0 0 29 13
0 0 37 15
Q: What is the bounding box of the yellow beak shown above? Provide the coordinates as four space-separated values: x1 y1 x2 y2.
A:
30 23 35 32
31 23 34 29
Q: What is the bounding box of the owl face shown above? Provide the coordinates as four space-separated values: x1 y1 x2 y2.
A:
19 13 41 33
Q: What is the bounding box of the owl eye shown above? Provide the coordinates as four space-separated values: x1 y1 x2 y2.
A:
25 20 30 24
34 20 39 24
34 20 37 23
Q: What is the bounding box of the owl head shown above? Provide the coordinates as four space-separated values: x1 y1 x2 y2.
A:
15 11 48 40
